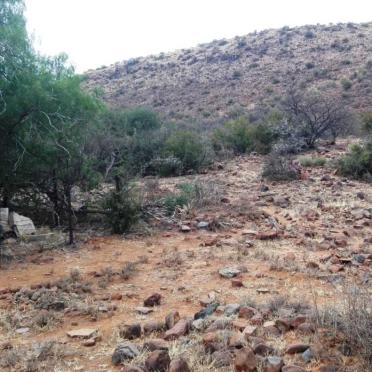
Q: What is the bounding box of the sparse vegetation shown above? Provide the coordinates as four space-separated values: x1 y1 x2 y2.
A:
298 156 326 167
262 155 301 181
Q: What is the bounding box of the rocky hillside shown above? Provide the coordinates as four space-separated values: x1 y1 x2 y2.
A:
85 22 372 123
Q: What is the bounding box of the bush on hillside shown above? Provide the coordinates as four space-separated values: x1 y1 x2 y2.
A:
299 156 326 167
262 155 301 181
337 140 372 182
362 112 372 134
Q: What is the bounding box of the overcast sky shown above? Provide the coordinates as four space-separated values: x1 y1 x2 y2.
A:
25 0 372 73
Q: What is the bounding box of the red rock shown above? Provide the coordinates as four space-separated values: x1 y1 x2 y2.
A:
250 313 264 325
253 343 274 356
228 332 247 349
145 350 170 372
212 350 233 367
285 343 310 354
329 264 343 273
290 315 307 328
119 323 141 340
232 319 249 332
275 318 291 332
82 338 96 347
297 322 315 334
144 293 162 307
169 358 190 372
232 279 244 287
111 293 123 301
165 311 180 330
143 321 166 335
239 306 256 319
282 366 305 372
164 318 190 340
234 347 257 371
120 365 144 372
256 231 279 240
264 356 284 372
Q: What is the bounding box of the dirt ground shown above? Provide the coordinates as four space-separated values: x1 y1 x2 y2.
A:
0 139 371 371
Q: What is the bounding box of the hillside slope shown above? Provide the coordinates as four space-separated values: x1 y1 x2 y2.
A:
85 22 372 123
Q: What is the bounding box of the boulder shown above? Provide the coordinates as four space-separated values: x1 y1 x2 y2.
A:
234 347 257 371
144 293 162 307
112 343 140 365
212 349 233 367
165 310 180 329
169 358 191 372
143 339 168 351
219 267 241 278
67 328 97 339
264 356 284 372
164 318 190 340
143 320 166 335
119 323 142 340
285 343 310 354
9 212 36 237
145 350 171 372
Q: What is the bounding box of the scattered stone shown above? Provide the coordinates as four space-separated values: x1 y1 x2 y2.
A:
285 343 310 354
192 318 210 331
250 313 264 325
169 357 191 372
197 221 209 229
119 323 142 340
256 232 279 240
224 303 241 316
144 293 162 307
143 339 169 351
206 318 232 332
164 318 190 340
219 267 241 278
265 356 284 372
135 306 154 315
120 365 144 372
112 343 140 365
253 343 274 356
232 279 244 287
243 325 257 337
212 350 233 367
144 321 166 335
232 319 249 332
297 322 315 334
194 302 219 320
165 311 180 329
234 347 257 371
67 328 97 339
9 212 36 237
15 327 30 335
228 332 248 349
180 225 191 232
290 315 307 328
275 318 291 332
256 288 270 294
302 347 314 363
145 350 171 372
82 338 96 347
282 366 305 372
239 306 257 319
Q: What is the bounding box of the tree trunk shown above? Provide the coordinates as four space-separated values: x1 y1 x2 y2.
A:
65 184 74 245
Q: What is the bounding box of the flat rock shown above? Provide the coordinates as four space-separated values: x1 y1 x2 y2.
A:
112 342 140 365
219 267 241 279
67 328 97 339
135 306 154 315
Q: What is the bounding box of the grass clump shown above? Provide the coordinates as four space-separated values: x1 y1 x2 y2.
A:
262 155 301 181
298 156 326 167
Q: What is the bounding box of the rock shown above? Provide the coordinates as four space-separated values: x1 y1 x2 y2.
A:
356 191 365 199
145 350 171 372
206 318 232 332
250 313 264 325
282 366 305 372
192 318 210 331
15 327 30 334
228 332 248 349
180 225 191 232
224 303 241 316
285 343 310 354
253 343 274 356
243 325 257 337
135 306 154 315
275 318 291 332
290 315 307 328
231 278 244 287
82 338 96 347
273 196 290 208
111 293 123 300
264 356 284 372
256 232 279 240
143 321 166 335
112 343 140 365
239 306 257 319
232 319 249 332
199 291 217 306
219 267 241 278
143 339 169 351
169 358 191 372
144 293 162 307
164 318 190 340
197 221 209 229
120 366 144 372
9 212 36 237
297 322 315 334
67 328 97 339
234 347 257 371
302 347 314 363
194 302 218 320
165 311 180 329
212 350 233 367
202 332 222 353
119 323 141 340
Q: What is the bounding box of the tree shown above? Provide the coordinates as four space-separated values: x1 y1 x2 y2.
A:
282 88 352 148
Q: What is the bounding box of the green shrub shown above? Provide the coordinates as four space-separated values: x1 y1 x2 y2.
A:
104 183 142 233
162 183 195 214
262 156 301 181
164 130 209 173
146 157 183 177
341 79 352 91
212 117 277 155
362 112 372 134
338 141 372 182
299 156 326 167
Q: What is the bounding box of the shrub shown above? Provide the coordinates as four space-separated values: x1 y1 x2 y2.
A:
341 79 352 91
262 155 301 181
362 112 372 134
337 140 372 182
104 182 142 233
164 130 209 173
162 183 195 214
146 156 183 177
212 117 276 155
299 156 326 167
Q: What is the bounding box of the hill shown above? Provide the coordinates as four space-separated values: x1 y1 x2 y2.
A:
84 22 372 123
